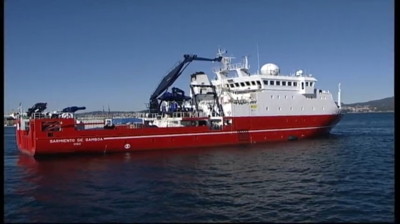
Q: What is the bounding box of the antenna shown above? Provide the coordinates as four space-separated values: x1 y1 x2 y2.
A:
256 44 260 74
338 83 342 109
243 55 249 69
18 102 22 114
217 45 227 57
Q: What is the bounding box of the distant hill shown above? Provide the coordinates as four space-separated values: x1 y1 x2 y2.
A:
342 96 394 111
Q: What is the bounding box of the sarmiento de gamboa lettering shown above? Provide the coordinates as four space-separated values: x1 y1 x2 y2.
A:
50 138 103 144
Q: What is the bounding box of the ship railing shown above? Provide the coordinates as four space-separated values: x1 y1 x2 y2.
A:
28 113 106 120
87 111 206 119
31 113 51 119
130 111 209 119
164 111 209 119
227 63 245 70
75 122 149 130
29 111 210 122
212 63 244 73
75 121 104 130
74 115 146 129
74 111 209 123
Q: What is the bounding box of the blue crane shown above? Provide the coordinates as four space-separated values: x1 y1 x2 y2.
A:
149 54 222 113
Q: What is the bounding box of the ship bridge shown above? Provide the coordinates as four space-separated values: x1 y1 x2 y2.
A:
211 58 319 96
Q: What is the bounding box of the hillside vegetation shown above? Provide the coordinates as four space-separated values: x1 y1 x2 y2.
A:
343 96 394 111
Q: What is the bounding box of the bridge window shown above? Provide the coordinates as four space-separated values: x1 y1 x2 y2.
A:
240 82 245 87
245 81 250 86
225 84 229 88
306 82 309 87
251 81 256 85
256 80 261 86
282 81 286 86
288 82 292 86
263 80 268 85
230 84 234 88
235 83 239 87
276 81 281 85
301 82 304 90
294 82 297 87
270 80 274 85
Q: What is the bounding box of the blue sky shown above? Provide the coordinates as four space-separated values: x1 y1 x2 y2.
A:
5 0 394 112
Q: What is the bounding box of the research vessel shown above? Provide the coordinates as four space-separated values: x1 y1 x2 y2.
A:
16 48 343 156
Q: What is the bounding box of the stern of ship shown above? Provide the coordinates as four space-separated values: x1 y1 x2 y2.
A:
16 118 36 156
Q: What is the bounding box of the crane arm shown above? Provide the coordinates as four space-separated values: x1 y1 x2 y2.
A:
148 54 222 113
150 54 222 101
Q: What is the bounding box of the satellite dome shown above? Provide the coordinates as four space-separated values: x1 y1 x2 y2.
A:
260 63 280 76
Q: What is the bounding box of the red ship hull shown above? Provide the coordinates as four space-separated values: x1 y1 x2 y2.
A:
16 114 342 157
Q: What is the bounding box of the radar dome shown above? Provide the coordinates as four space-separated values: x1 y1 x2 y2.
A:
260 63 280 76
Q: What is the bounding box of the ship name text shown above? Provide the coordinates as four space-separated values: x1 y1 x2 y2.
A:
50 138 104 144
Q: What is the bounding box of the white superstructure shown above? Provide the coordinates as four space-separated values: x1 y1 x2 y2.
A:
189 48 342 117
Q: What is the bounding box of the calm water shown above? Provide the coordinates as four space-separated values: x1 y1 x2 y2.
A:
4 113 394 223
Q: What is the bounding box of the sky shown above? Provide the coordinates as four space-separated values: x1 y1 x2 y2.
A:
5 0 394 112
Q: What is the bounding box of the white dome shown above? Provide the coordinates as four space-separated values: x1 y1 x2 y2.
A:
260 63 280 76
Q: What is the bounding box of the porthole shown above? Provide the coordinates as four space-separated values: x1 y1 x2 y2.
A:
312 107 315 110
301 107 304 110
292 96 295 99
290 107 293 110
285 95 288 99
322 107 325 110
277 95 280 99
278 107 281 110
271 95 274 99
266 107 269 111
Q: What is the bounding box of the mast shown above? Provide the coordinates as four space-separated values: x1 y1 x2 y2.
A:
338 83 341 109
244 55 249 69
256 44 260 74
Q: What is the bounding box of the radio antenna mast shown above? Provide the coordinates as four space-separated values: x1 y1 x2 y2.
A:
256 44 260 74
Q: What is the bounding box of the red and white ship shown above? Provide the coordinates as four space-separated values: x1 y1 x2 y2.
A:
16 48 343 157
